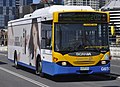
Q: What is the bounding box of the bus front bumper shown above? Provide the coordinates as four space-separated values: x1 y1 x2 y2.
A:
42 61 110 76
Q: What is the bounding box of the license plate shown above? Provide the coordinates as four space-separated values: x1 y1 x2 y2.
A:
80 67 89 70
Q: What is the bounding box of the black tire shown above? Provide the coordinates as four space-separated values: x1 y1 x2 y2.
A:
14 51 19 69
36 56 44 77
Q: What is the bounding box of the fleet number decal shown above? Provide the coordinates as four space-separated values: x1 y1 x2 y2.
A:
101 67 110 71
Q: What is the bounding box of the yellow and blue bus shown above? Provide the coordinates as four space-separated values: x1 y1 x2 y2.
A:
8 5 110 77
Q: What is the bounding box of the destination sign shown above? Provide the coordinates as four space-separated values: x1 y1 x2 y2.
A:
58 12 108 23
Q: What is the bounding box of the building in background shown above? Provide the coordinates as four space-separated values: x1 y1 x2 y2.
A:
0 0 43 23
0 0 16 29
53 0 63 4
64 0 100 10
19 0 62 18
101 0 120 45
0 0 33 29
15 0 33 19
99 0 106 8
101 0 120 58
19 0 33 6
0 0 33 46
18 3 44 18
64 0 111 10
105 0 111 4
15 0 33 6
99 0 111 8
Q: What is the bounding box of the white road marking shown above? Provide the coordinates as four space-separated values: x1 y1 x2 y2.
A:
111 64 120 68
0 67 49 87
118 77 120 79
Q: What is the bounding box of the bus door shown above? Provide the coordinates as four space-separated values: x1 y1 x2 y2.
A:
41 23 52 62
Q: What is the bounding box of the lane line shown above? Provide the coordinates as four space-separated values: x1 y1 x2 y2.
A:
0 67 49 87
111 64 120 68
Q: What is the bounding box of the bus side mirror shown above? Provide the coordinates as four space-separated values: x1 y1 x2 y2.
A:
111 26 115 36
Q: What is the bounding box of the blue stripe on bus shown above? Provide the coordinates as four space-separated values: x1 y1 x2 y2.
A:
8 58 110 76
42 61 110 76
8 58 36 70
17 62 36 70
8 59 14 63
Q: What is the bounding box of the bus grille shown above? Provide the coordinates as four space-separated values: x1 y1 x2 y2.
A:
73 61 95 64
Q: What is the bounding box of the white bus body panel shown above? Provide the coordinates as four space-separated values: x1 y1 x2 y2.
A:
8 5 94 69
8 19 32 65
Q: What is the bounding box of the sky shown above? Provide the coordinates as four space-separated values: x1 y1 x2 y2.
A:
33 0 40 3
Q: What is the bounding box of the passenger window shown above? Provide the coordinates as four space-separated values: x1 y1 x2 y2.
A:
41 21 52 49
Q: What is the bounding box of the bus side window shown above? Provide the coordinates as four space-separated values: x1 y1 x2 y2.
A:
41 30 46 48
41 30 52 49
46 30 51 47
41 23 52 50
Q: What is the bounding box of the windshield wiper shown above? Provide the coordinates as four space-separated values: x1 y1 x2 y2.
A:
73 35 100 51
85 38 100 52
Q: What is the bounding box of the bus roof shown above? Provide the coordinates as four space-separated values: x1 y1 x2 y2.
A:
8 5 94 24
31 5 94 18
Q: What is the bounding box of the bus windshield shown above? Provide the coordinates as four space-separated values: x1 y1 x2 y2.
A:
54 23 109 53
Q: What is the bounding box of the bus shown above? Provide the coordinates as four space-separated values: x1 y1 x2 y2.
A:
8 5 110 77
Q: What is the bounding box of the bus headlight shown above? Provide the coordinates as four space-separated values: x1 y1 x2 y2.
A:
62 62 67 66
101 61 106 64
